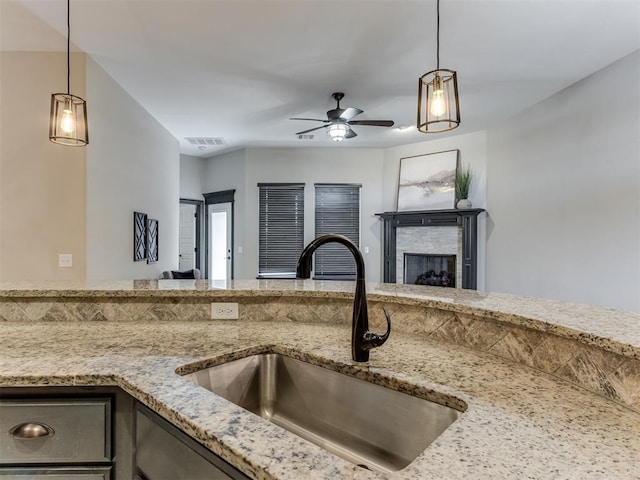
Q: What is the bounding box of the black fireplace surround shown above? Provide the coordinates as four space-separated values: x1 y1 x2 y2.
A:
376 209 485 290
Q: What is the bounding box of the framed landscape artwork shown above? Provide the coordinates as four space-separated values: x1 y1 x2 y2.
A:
396 149 459 211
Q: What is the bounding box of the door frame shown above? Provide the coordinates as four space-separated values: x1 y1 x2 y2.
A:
207 202 232 281
179 198 204 271
204 190 235 280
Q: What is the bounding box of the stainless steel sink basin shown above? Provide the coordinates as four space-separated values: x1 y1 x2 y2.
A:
183 353 463 473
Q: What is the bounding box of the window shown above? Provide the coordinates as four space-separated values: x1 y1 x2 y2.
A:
258 183 305 278
314 183 361 280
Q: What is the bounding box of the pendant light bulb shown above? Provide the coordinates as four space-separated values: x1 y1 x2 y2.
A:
429 76 447 116
430 89 446 116
60 108 75 134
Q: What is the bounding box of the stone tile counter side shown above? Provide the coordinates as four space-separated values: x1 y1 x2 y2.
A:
0 280 639 479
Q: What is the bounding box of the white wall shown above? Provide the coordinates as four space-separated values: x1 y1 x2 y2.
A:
85 57 180 280
179 154 205 200
486 50 640 312
384 131 488 290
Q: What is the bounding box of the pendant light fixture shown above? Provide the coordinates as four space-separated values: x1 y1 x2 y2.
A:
417 0 460 133
49 0 88 146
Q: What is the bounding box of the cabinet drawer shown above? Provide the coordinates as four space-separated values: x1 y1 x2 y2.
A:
0 466 110 479
0 399 111 464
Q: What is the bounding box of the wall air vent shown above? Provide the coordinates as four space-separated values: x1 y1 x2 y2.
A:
298 134 314 140
185 137 226 146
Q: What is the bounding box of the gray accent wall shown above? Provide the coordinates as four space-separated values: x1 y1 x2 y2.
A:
201 149 247 278
486 50 640 312
383 131 488 291
200 148 384 281
180 155 205 201
184 52 639 312
86 57 180 280
244 148 385 282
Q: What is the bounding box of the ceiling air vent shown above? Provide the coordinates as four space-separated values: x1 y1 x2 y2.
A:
298 134 314 140
185 137 226 146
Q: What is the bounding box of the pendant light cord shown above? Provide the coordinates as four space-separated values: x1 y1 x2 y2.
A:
436 0 440 70
66 0 70 95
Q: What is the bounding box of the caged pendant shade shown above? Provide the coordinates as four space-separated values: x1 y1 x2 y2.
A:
49 0 88 146
417 0 460 134
50 93 88 146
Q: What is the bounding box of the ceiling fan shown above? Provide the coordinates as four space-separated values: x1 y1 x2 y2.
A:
290 92 394 142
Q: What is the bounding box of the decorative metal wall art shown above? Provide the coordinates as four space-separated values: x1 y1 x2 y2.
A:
133 211 147 261
147 218 159 264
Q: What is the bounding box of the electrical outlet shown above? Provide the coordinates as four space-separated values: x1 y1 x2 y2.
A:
58 253 73 268
211 302 239 320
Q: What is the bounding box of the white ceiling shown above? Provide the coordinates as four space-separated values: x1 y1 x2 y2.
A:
2 0 639 157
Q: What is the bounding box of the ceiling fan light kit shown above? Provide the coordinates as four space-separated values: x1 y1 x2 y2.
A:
327 123 349 142
417 0 460 134
291 92 394 142
49 0 89 146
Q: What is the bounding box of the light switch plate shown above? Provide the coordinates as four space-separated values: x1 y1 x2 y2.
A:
58 253 73 268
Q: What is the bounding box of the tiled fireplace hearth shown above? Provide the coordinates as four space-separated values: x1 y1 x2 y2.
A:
376 209 484 289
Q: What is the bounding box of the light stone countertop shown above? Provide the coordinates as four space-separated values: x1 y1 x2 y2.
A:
0 279 638 359
1 319 639 479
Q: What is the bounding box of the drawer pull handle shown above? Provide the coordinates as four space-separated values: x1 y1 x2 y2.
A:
9 422 55 439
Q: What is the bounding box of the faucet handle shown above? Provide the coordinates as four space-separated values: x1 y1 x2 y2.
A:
363 307 391 349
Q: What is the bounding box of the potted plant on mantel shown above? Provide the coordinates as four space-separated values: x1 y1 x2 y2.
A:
455 165 473 208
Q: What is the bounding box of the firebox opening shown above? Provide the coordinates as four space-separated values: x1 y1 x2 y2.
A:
404 254 456 288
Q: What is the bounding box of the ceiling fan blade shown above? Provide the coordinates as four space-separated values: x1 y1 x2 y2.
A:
348 120 395 127
339 107 363 121
289 117 329 122
295 125 327 135
345 129 358 139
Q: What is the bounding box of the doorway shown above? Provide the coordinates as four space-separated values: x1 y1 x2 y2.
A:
204 189 235 281
208 203 232 281
179 199 203 271
179 203 196 270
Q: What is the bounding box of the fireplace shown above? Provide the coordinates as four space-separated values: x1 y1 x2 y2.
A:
376 209 484 290
404 254 456 288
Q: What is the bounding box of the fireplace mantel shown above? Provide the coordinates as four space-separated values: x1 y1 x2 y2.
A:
375 209 485 289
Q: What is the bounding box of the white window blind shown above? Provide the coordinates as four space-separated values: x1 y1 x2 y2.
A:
258 183 305 278
314 183 361 280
